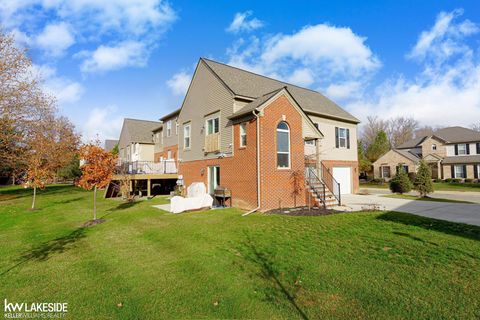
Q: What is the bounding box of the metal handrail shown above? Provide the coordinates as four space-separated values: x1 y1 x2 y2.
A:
320 162 341 205
115 160 177 174
305 166 326 209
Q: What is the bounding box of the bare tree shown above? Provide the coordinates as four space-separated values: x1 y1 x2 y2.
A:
387 117 419 148
471 123 480 132
361 116 389 147
414 125 436 138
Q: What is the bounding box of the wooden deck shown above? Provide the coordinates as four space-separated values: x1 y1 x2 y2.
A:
112 173 178 180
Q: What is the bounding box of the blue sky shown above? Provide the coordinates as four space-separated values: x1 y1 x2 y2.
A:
2 0 480 141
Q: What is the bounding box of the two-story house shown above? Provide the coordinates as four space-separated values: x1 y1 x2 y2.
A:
117 118 161 163
146 58 360 211
373 126 480 181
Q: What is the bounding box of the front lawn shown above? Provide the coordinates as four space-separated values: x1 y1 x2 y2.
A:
381 194 475 204
361 181 480 192
1 185 479 319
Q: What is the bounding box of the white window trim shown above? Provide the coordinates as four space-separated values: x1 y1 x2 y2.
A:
166 120 172 137
205 117 220 136
277 122 291 169
239 122 247 147
183 123 191 150
338 127 347 149
454 165 465 179
381 165 391 178
457 144 467 155
208 166 220 194
432 144 437 151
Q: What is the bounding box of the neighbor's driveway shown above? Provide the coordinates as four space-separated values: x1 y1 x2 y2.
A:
360 187 480 204
340 193 480 227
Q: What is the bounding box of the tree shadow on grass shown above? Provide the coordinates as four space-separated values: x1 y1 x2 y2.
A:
235 232 309 320
107 200 141 211
377 211 480 242
0 226 87 277
0 185 81 202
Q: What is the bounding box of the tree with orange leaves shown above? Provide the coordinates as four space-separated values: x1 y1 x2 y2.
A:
24 114 79 209
78 141 117 221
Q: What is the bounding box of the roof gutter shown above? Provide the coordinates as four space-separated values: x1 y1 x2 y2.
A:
243 110 261 216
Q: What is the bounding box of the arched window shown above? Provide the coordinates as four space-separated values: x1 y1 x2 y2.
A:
277 121 290 168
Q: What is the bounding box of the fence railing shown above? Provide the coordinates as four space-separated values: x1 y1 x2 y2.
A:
115 160 177 175
320 162 341 205
304 166 326 209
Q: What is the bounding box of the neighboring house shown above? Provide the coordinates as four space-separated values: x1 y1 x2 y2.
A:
373 126 480 181
118 118 161 163
104 139 118 152
153 109 180 162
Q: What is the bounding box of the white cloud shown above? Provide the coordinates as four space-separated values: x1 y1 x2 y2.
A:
167 71 191 95
226 24 379 100
31 64 84 105
407 9 479 64
287 68 314 87
226 11 263 33
35 22 75 57
82 105 123 141
348 9 480 127
325 81 362 101
80 41 148 73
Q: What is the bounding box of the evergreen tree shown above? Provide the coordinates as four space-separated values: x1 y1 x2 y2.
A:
358 140 372 175
366 130 390 162
389 165 412 194
414 160 434 197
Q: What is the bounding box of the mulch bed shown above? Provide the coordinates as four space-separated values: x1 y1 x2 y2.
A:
266 206 340 216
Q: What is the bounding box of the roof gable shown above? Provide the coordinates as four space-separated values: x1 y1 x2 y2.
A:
433 126 480 143
120 118 161 146
201 58 359 123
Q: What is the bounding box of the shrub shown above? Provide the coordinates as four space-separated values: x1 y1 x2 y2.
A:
445 178 453 183
434 178 442 183
414 160 434 197
389 165 412 194
371 178 385 184
451 178 462 183
465 178 474 183
408 172 417 182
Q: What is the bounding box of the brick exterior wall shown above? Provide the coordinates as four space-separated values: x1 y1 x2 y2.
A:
178 118 258 210
373 150 418 181
154 144 178 162
321 160 359 194
258 95 307 210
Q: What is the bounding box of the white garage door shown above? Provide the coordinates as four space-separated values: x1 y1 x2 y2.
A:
332 167 352 194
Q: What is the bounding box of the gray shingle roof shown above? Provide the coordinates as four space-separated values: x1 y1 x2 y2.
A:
394 149 421 162
433 126 480 143
202 58 360 123
442 155 480 164
396 136 427 149
160 108 180 121
227 87 285 119
123 118 161 144
104 139 118 151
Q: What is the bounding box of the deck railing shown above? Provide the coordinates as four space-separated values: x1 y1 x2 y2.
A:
115 160 177 175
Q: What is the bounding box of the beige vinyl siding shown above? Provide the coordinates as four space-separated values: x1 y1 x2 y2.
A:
178 61 234 161
153 130 163 153
307 114 358 162
163 117 179 148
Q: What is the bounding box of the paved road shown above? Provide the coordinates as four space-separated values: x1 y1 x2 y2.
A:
339 193 480 226
359 187 480 204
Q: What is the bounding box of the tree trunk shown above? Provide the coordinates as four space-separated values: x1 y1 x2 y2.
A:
31 186 36 210
93 186 97 221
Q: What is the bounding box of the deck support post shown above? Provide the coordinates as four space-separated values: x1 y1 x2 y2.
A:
147 179 151 197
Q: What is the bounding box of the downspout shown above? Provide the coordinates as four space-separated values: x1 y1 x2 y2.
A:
243 110 261 216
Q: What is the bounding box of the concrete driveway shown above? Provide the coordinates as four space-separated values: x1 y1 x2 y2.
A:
360 187 480 204
339 193 480 227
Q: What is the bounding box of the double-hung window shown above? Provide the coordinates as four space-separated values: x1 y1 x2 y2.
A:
239 122 247 147
206 117 219 135
184 123 191 149
454 165 466 178
335 127 350 149
277 122 290 168
457 144 467 155
381 166 391 178
166 120 172 137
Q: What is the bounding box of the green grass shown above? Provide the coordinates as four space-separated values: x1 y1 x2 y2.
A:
1 185 480 319
381 194 475 204
361 181 480 192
